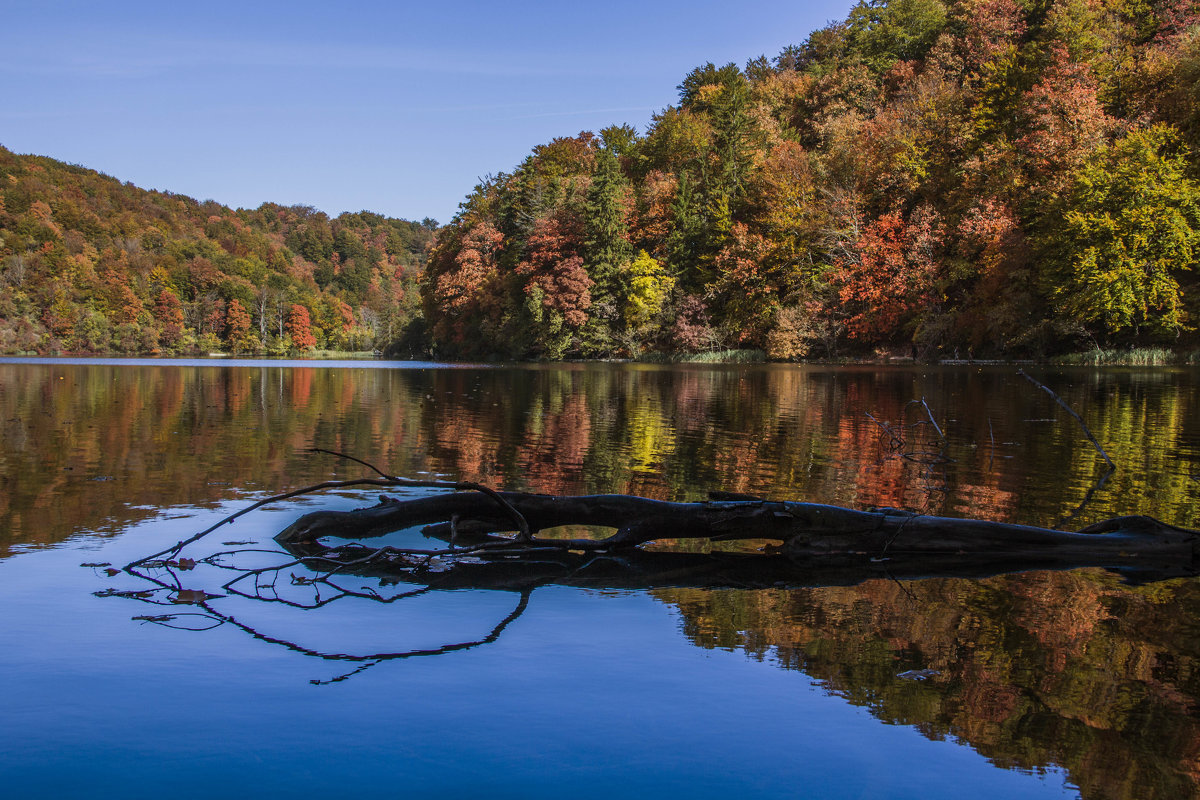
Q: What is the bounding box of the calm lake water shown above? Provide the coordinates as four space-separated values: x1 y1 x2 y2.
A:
2 358 1199 799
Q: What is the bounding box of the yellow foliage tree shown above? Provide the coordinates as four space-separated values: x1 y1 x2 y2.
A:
624 250 675 330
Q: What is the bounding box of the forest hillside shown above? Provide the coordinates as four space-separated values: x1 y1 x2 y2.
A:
0 146 434 356
422 0 1200 360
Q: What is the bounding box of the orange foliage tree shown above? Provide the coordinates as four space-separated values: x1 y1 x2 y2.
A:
286 304 317 350
224 299 254 353
837 205 944 344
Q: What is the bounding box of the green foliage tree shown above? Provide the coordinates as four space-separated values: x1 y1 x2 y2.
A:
678 62 745 108
599 123 640 157
705 75 757 209
846 0 949 73
582 147 633 306
1045 125 1200 338
666 173 705 286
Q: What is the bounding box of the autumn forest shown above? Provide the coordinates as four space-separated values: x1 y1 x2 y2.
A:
0 152 435 357
3 0 1200 360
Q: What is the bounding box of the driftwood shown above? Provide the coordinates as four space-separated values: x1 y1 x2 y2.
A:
107 462 1199 684
274 491 1200 583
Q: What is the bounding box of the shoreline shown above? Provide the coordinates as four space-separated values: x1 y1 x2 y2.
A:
3 348 1198 368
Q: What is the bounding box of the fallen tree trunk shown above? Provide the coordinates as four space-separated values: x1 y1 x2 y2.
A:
275 491 1200 575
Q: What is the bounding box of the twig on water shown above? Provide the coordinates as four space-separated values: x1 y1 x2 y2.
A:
1053 468 1116 531
865 412 906 450
987 417 995 471
1017 370 1115 471
865 399 953 510
919 396 945 441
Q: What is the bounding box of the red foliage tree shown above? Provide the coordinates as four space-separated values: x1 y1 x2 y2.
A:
837 205 944 342
199 295 226 339
932 0 1026 76
956 198 1022 284
153 288 185 345
1017 44 1114 200
427 221 505 343
97 249 142 324
670 295 718 353
709 223 778 346
515 215 592 328
1152 1 1200 44
953 198 1029 349
187 257 222 296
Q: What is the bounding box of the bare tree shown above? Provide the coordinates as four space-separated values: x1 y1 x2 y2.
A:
255 287 271 340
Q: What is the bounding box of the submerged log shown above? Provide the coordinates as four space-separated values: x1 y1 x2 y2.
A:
275 491 1200 579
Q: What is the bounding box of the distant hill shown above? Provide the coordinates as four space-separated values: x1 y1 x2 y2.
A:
0 146 435 356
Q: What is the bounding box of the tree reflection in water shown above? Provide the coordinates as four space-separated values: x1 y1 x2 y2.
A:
12 359 1194 799
662 573 1200 800
100 486 1200 800
109 553 535 685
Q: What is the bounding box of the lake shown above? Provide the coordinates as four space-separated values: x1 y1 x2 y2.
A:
1 358 1199 799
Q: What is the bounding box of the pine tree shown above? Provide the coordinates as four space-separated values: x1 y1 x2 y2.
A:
667 173 705 288
582 147 632 306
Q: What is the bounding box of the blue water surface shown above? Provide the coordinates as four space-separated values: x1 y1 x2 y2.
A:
0 496 1081 799
12 359 1191 798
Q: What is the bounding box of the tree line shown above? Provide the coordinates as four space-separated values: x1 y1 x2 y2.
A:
423 0 1200 360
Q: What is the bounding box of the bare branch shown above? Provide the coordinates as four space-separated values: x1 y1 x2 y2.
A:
920 397 945 440
1018 369 1115 470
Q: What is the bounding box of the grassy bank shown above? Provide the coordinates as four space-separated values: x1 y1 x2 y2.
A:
305 350 381 360
1049 348 1200 366
196 349 380 360
635 347 1200 367
637 349 767 364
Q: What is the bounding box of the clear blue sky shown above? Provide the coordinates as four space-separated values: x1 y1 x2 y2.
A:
2 0 854 224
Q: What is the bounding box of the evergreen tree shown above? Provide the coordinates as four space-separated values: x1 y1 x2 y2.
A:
667 173 704 287
582 147 632 306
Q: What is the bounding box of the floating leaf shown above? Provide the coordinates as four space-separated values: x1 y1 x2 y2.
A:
104 568 121 577
172 589 215 604
175 558 196 570
95 588 156 599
